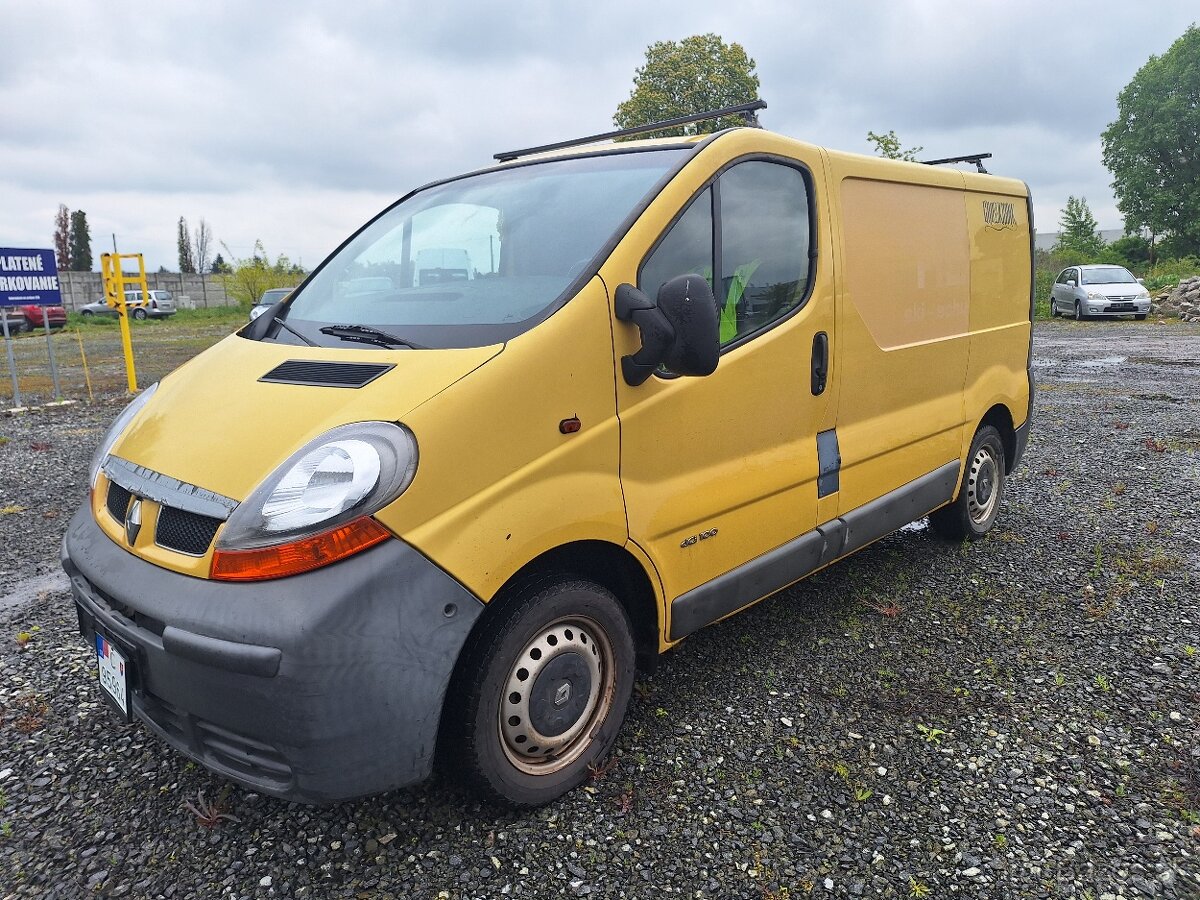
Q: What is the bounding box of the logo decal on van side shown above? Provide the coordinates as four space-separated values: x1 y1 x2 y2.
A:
680 528 718 548
982 200 1017 230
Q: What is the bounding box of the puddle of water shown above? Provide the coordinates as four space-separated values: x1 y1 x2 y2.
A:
1076 356 1127 369
0 571 69 615
900 519 929 533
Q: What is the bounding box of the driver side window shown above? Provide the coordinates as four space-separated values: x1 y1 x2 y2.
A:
639 160 813 347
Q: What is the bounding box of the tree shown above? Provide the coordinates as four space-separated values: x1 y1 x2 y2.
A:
177 217 196 273
53 204 71 271
210 253 230 274
218 240 304 306
613 34 760 138
68 210 92 271
1102 26 1200 256
192 219 213 275
866 130 923 162
1055 196 1105 258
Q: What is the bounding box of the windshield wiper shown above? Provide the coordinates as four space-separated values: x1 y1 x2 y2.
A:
319 324 426 350
273 317 316 346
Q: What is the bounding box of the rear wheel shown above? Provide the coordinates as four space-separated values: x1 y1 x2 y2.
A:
930 425 1006 541
132 308 148 320
445 576 635 806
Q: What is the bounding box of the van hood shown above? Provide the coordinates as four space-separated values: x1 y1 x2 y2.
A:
110 334 502 502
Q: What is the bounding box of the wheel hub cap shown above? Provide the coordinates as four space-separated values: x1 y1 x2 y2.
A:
499 617 612 773
966 447 1000 526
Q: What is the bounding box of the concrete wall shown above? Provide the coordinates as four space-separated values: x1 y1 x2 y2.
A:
56 272 234 311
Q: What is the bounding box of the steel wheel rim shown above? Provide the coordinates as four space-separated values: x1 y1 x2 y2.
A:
966 445 1000 526
499 615 615 775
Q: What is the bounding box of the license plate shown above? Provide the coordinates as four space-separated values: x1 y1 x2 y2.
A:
1111 303 1134 310
95 632 131 720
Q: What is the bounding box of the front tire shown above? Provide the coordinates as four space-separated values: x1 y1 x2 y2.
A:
1135 313 1147 321
1048 297 1058 317
930 425 1006 541
445 576 635 806
1074 300 1088 321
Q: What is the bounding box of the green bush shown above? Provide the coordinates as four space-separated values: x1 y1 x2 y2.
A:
1142 257 1200 294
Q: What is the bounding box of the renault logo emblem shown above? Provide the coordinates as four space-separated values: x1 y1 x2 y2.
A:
554 682 571 707
125 498 142 546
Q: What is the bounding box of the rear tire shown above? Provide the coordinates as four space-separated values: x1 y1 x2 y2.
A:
444 576 635 807
930 425 1006 542
132 308 148 320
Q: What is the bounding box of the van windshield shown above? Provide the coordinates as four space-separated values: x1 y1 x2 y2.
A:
275 149 689 348
1081 266 1137 285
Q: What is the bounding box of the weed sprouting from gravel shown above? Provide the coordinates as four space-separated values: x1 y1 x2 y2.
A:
182 786 240 828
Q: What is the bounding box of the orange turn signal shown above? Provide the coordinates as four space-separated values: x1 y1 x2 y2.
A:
210 516 392 582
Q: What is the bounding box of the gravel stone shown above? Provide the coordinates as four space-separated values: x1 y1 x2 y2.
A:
1 320 1199 898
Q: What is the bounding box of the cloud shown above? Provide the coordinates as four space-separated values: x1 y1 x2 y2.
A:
2 0 1195 268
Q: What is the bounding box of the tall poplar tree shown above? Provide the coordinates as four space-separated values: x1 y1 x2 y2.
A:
53 204 71 270
68 210 93 271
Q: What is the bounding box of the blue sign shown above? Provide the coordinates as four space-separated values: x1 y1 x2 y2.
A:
0 248 61 307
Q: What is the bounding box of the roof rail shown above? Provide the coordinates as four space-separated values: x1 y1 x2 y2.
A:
920 153 992 174
494 100 768 162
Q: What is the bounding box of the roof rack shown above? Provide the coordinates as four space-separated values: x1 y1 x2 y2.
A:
920 152 992 174
494 100 767 162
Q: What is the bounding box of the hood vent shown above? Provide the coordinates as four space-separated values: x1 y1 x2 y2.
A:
259 359 394 388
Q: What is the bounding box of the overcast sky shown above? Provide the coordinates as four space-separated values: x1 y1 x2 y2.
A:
2 1 1195 273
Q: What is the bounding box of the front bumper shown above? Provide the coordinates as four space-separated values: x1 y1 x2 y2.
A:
1087 299 1150 315
61 505 483 804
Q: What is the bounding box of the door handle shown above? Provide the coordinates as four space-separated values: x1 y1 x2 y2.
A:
811 332 829 395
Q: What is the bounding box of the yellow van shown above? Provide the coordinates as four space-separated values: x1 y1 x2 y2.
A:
62 103 1032 806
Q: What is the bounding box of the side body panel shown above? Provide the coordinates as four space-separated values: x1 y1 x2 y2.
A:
824 157 971 515
601 131 838 638
959 174 1033 463
376 277 627 602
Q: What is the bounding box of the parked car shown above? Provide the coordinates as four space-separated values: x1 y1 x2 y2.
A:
0 303 67 332
1050 264 1151 320
79 290 176 320
63 106 1032 807
249 288 293 321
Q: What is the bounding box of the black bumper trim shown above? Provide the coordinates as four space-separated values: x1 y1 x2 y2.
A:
62 504 485 804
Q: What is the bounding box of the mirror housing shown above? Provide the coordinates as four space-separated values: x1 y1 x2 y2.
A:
615 274 719 386
1067 279 1077 287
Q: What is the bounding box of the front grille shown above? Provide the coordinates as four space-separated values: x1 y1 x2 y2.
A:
106 482 132 524
156 505 222 556
260 359 394 388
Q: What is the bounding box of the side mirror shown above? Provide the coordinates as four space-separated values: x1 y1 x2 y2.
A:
615 274 719 386
1137 277 1145 285
1067 279 1077 287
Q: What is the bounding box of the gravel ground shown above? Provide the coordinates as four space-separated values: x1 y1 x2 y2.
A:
1 319 1198 899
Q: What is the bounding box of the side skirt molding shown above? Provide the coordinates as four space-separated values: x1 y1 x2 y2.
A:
668 460 960 641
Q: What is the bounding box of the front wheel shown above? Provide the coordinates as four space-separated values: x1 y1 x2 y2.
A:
1135 313 1148 321
1048 297 1058 317
1074 301 1088 321
445 577 636 806
80 309 94 317
930 425 1006 541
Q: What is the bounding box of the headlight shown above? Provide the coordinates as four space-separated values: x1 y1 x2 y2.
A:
212 422 417 580
1087 291 1107 301
89 383 159 489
